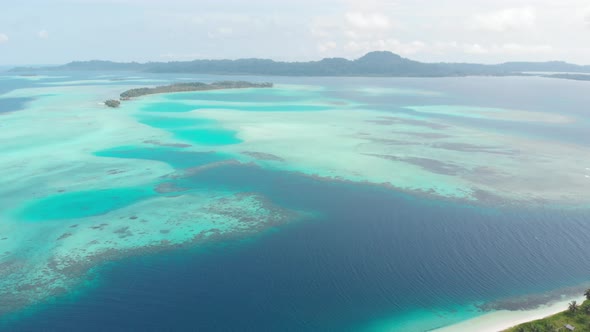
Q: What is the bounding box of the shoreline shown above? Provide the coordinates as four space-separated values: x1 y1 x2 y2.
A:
433 295 586 332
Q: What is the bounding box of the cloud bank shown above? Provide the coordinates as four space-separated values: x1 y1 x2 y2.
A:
0 0 588 65
470 7 536 32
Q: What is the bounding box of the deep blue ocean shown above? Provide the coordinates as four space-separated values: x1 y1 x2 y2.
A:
1 71 590 331
5 163 590 331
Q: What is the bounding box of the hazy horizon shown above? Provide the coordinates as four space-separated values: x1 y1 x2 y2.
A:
4 50 590 69
1 0 588 66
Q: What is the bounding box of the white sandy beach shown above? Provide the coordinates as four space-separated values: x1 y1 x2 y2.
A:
434 295 586 332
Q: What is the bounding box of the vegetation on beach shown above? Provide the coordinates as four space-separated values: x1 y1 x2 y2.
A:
505 290 590 332
119 81 273 99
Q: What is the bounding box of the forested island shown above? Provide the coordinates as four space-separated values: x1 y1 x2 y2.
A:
104 99 120 108
120 81 272 99
103 81 272 107
10 51 590 79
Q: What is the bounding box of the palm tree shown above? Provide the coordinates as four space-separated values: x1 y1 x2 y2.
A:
584 303 590 315
585 288 590 300
568 300 579 313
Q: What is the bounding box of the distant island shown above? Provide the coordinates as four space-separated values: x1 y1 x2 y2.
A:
104 81 272 107
542 73 590 81
9 51 590 79
104 99 120 108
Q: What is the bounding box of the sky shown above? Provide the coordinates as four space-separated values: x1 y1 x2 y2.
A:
0 0 589 65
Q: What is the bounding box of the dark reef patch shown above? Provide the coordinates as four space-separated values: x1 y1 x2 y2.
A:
113 227 133 238
143 140 192 148
366 138 423 146
242 151 285 162
479 284 590 311
364 153 465 176
154 182 189 194
366 116 449 130
432 142 518 155
397 131 452 139
57 233 72 241
89 223 109 231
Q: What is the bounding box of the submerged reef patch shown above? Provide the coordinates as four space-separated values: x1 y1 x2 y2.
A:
0 191 305 317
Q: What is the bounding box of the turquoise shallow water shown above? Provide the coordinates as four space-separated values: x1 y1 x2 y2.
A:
143 100 332 112
135 100 243 145
137 115 214 129
181 103 333 112
19 187 154 221
2 72 590 331
95 147 231 168
141 102 199 113
164 87 322 103
172 128 242 145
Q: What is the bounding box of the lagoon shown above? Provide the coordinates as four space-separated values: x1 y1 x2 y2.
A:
1 72 590 331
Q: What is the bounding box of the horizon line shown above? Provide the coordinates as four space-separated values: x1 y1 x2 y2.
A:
3 51 590 68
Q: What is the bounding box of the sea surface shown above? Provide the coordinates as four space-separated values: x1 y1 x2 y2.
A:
1 71 590 331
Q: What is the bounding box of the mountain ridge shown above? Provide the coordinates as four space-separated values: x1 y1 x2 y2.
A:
8 51 590 78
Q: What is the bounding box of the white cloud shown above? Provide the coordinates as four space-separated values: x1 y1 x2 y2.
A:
438 42 552 57
310 21 332 38
344 12 390 31
463 43 488 55
310 10 397 40
207 26 233 39
3 0 589 64
471 7 536 32
318 41 337 53
310 10 399 58
490 43 552 55
0 33 8 43
38 30 49 39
